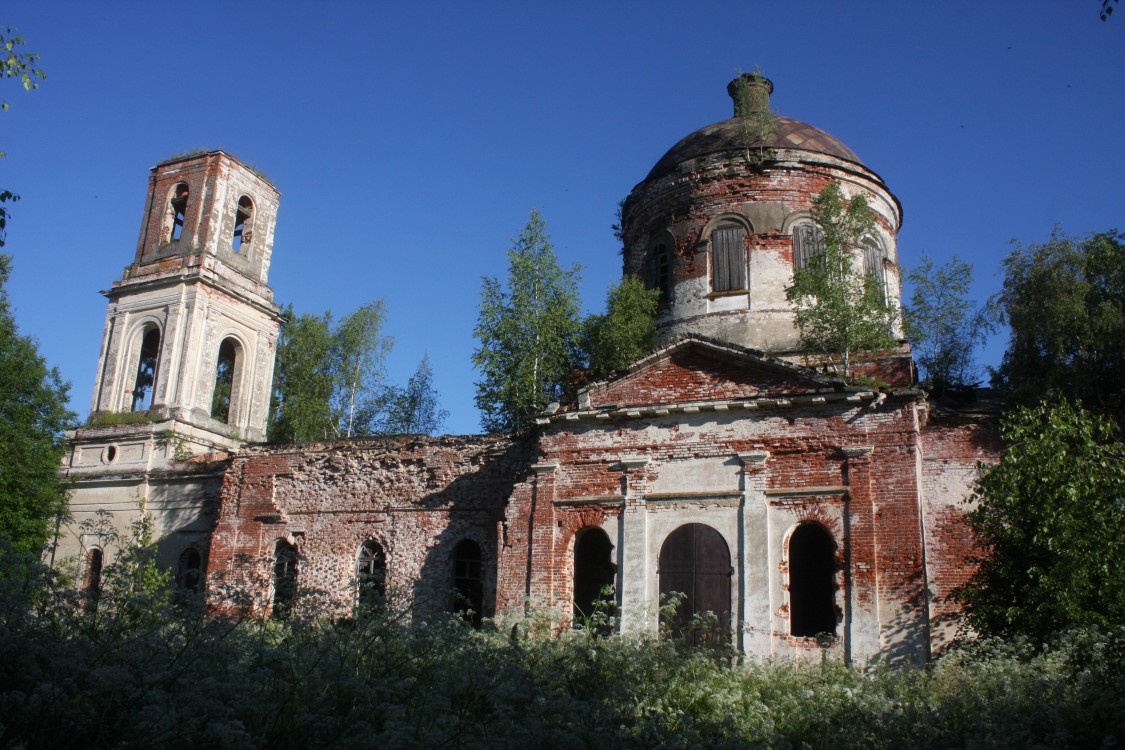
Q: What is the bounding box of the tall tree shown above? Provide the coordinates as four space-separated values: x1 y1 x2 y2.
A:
380 354 448 435
905 255 986 393
269 307 337 442
332 301 393 438
1 28 45 248
582 274 659 379
991 229 1124 421
958 400 1125 642
0 255 74 563
785 182 898 379
473 211 583 433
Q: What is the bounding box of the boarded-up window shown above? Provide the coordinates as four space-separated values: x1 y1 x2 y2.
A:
789 523 838 638
863 238 888 304
357 540 386 609
573 526 616 629
452 540 483 627
646 244 672 308
793 223 825 271
711 224 746 292
658 523 731 646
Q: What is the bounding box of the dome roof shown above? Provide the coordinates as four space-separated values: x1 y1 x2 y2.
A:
646 115 863 180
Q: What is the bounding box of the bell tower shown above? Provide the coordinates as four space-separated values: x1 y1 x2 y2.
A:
57 151 282 580
89 150 282 444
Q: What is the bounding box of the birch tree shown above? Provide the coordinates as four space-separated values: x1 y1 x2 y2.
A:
473 211 583 433
785 181 898 379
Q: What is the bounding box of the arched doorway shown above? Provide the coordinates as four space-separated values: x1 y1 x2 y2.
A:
789 523 838 638
573 526 616 629
356 540 386 609
452 540 483 627
658 523 732 646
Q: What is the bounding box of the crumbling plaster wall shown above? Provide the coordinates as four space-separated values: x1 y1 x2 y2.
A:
497 393 934 664
206 435 532 618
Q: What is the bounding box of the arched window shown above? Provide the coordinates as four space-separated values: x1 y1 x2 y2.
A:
792 223 825 271
863 237 889 305
232 195 253 252
175 547 203 606
356 540 386 609
646 243 672 308
452 540 483 627
84 547 103 612
131 326 161 412
658 523 731 646
168 183 188 243
711 223 746 292
211 338 238 423
272 540 298 619
176 547 203 592
573 527 616 629
789 523 838 638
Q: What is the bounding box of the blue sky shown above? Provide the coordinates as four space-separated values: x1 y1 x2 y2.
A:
3 1 1122 435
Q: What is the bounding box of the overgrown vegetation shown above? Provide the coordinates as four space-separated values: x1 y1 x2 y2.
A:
905 254 987 393
730 67 779 166
2 551 1122 748
990 228 1124 422
785 181 898 379
958 400 1125 643
85 409 165 427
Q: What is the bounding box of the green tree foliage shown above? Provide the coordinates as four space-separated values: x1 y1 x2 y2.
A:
473 211 583 433
269 307 337 442
991 229 1125 421
905 254 987 393
582 274 659 379
380 353 448 435
785 182 898 379
1 28 45 248
0 255 74 564
332 301 393 438
959 400 1125 642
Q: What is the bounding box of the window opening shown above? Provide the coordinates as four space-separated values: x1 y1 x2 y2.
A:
211 339 237 423
168 184 188 243
863 238 889 305
232 195 253 252
357 540 386 609
793 223 826 271
84 548 103 612
658 523 731 647
272 541 298 619
131 326 161 412
711 224 746 292
175 547 203 606
789 523 838 638
452 540 483 627
573 527 616 632
646 244 672 308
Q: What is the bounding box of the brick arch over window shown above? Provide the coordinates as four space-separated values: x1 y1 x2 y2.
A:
787 522 839 638
232 195 254 252
658 523 731 646
699 214 752 294
356 539 386 609
572 526 616 625
166 182 189 243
